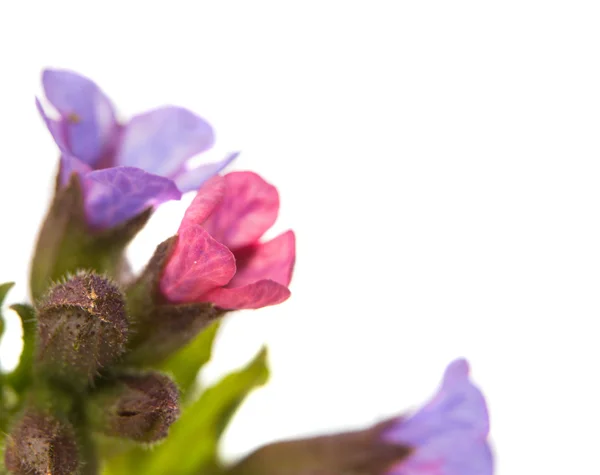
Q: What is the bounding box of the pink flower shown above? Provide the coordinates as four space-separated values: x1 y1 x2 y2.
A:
160 171 295 310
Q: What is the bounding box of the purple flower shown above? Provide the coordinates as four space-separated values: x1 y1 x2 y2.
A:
36 69 237 229
383 359 493 475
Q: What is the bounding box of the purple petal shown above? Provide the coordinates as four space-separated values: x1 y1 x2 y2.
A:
383 359 492 475
115 106 215 178
36 97 69 153
82 167 182 230
59 155 92 186
173 152 239 193
42 69 118 165
38 98 95 187
386 441 493 475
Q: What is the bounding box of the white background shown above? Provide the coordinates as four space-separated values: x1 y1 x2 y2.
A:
1 2 599 474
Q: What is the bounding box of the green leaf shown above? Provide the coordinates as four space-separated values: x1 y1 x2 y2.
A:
157 321 221 397
1 303 36 439
0 282 14 340
5 304 37 394
0 282 15 439
103 347 269 475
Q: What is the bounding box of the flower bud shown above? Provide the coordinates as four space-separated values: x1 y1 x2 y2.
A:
124 237 221 365
4 410 79 475
87 372 179 443
36 272 128 387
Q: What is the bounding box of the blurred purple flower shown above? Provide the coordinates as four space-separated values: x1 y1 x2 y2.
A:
37 69 237 229
383 359 493 475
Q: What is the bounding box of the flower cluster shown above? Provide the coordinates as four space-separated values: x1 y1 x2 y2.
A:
0 70 493 475
36 69 237 229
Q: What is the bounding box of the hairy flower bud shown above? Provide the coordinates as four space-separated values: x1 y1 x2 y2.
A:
87 372 179 443
4 410 79 475
36 272 128 387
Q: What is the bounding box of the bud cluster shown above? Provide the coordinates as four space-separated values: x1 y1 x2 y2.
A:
2 270 186 474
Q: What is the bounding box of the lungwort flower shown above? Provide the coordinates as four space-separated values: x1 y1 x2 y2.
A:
226 359 492 475
382 358 493 475
160 171 295 310
36 69 237 229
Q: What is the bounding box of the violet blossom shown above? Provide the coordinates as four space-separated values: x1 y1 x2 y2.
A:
36 69 236 229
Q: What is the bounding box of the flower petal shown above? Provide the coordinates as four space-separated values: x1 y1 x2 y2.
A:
160 225 236 303
82 167 181 229
202 171 280 250
36 97 69 153
178 175 226 231
383 359 491 475
173 152 239 193
60 155 92 186
115 106 215 178
386 441 493 475
38 98 96 186
42 69 118 165
202 279 291 310
229 230 296 288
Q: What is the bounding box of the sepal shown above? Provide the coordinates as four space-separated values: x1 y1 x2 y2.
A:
157 321 221 397
30 174 151 301
124 237 222 365
226 420 411 475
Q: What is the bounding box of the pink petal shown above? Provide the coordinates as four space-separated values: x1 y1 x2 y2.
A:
229 230 296 288
160 224 236 304
203 279 291 310
177 176 226 232
115 106 215 178
386 440 493 475
202 171 280 250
